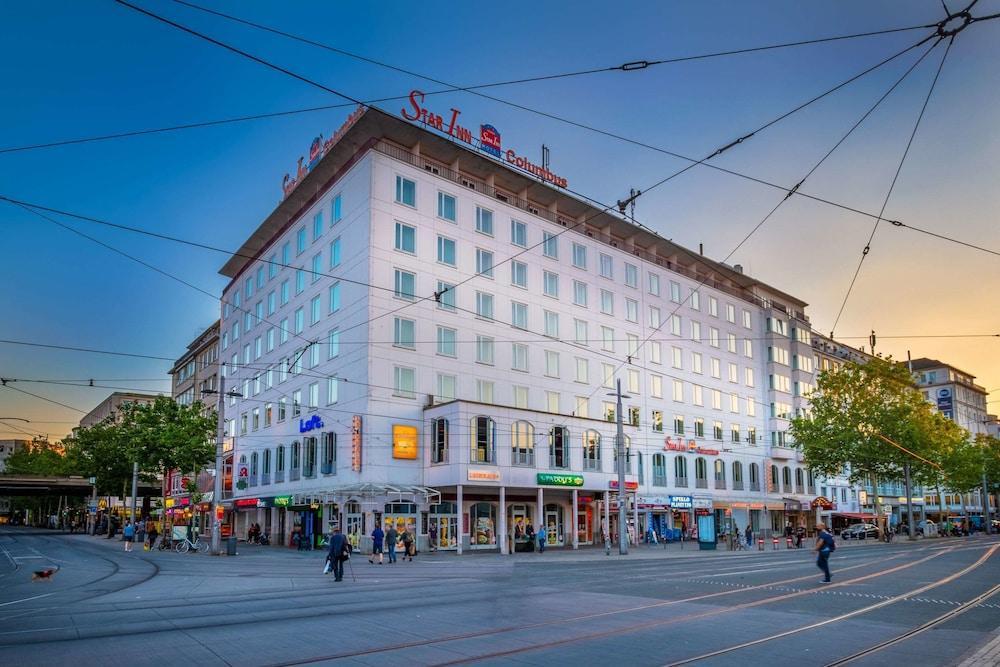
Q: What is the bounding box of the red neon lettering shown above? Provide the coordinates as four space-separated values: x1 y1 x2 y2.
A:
445 108 461 136
402 90 425 121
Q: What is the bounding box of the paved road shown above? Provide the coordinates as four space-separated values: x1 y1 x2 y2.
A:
0 528 997 666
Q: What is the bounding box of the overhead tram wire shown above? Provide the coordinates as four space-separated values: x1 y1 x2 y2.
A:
0 6 935 156
830 35 956 336
0 383 87 414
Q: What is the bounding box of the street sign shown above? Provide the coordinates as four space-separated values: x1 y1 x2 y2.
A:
87 505 97 513
88 477 96 484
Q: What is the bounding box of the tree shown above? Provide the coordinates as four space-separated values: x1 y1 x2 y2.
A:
790 356 951 489
3 439 77 476
62 422 136 495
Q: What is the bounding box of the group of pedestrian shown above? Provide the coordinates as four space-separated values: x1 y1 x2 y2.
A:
366 524 418 565
247 523 263 544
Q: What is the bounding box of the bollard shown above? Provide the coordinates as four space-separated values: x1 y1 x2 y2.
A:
758 538 764 551
786 537 794 549
772 537 779 550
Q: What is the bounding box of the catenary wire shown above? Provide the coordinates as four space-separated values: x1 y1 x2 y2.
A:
831 36 955 336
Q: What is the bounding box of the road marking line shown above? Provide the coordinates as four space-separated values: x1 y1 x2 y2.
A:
0 593 54 607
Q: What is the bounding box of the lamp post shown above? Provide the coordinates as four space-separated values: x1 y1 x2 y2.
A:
202 377 243 555
608 379 631 555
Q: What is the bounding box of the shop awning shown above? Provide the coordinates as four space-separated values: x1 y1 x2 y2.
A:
292 483 441 507
832 512 877 519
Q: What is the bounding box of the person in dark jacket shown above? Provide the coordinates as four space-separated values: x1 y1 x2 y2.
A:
326 527 350 582
369 526 385 564
385 525 399 563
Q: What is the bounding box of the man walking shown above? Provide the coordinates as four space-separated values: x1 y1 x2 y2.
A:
326 527 350 582
369 525 384 565
537 524 547 553
814 522 835 583
385 524 399 564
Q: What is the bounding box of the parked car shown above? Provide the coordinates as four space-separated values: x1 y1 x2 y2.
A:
842 523 879 539
916 520 938 537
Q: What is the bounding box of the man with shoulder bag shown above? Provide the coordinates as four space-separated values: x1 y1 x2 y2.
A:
326 527 350 582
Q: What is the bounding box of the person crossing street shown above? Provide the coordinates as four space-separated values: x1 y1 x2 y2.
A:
814 522 835 584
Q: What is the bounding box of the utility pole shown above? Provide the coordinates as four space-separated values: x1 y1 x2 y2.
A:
905 351 917 540
609 379 631 555
203 376 238 556
130 461 138 526
982 472 992 535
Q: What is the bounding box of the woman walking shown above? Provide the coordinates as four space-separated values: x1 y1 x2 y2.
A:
123 520 135 552
401 526 415 562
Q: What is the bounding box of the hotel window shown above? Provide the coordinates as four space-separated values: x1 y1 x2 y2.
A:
650 374 663 398
308 382 319 410
436 374 456 401
394 366 416 398
727 333 737 353
471 417 496 464
649 306 661 329
711 358 721 378
475 380 492 402
542 231 558 258
295 268 305 294
394 270 415 300
693 386 704 406
475 291 494 320
281 241 290 265
712 390 722 410
268 253 278 279
573 280 588 307
437 192 456 221
395 175 416 206
256 266 265 289
626 298 638 323
627 369 640 394
476 248 494 277
511 260 527 288
475 206 494 236
766 317 787 336
672 379 684 402
651 410 664 433
310 295 321 325
254 335 262 359
544 310 559 337
744 339 753 358
511 301 528 329
600 289 614 315
312 212 323 241
437 235 456 266
292 389 302 417
277 397 287 421
332 194 342 224
280 280 289 305
543 270 559 298
599 253 613 278
394 317 416 349
327 376 339 404
731 424 741 443
251 408 260 431
575 396 589 418
690 320 702 343
511 421 534 466
602 363 615 388
329 282 341 313
432 418 449 463
675 456 688 487
296 227 307 255
572 242 587 269
649 341 662 364
648 272 660 296
730 393 739 413
395 222 416 253
476 335 495 365
690 290 700 311
746 399 756 418
322 432 336 475
670 315 682 336
673 414 685 436
547 390 561 412
725 304 736 323
713 421 723 441
574 319 588 345
549 426 569 468
627 334 639 357
511 343 528 371
601 326 614 352
671 346 683 369
670 281 681 303
694 418 705 437
575 357 589 383
745 368 755 387
709 327 720 347
742 310 752 329
511 219 527 247
436 281 455 311
245 277 253 300
603 402 616 422
692 352 703 374
583 430 601 470
266 291 276 316
544 350 560 378
513 385 529 409
624 263 638 288
294 307 304 334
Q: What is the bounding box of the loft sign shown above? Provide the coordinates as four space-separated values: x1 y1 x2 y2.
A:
401 90 568 188
299 415 324 433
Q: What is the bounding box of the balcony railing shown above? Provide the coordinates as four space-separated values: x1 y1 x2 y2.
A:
675 476 688 488
374 140 772 311
733 480 744 491
715 479 726 490
321 463 334 475
261 473 270 486
696 478 708 489
289 468 300 482
249 474 258 488
273 470 284 484
750 481 761 492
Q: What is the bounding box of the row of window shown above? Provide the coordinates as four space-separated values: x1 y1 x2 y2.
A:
393 172 757 324
240 433 337 485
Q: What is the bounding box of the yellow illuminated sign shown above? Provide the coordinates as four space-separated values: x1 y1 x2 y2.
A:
392 424 419 459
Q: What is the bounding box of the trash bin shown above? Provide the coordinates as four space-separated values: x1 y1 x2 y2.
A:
226 536 238 556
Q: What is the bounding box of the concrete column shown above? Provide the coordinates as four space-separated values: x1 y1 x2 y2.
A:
499 486 507 555
572 489 579 549
632 493 639 545
456 485 463 555
603 491 610 539
537 487 544 532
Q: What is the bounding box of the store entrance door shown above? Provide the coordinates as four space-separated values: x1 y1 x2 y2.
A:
544 504 564 546
509 504 533 552
577 505 592 544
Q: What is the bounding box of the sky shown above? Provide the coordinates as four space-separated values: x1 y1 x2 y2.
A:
1 0 998 441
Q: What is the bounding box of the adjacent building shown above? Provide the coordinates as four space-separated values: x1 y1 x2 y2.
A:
216 104 844 551
0 439 30 473
78 391 161 428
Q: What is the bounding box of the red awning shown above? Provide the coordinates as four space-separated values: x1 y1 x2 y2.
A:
832 512 876 519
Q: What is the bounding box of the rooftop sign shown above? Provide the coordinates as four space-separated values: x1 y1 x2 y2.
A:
281 106 365 200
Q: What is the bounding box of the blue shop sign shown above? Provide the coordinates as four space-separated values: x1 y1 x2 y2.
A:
669 495 693 509
299 415 324 433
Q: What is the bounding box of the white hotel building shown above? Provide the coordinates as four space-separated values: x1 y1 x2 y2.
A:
220 106 821 552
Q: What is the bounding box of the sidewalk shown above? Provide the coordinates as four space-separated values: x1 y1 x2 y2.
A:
956 629 1000 666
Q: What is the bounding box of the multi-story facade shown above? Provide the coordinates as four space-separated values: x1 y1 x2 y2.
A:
78 391 160 428
166 321 221 537
219 105 822 551
0 439 30 473
911 358 994 523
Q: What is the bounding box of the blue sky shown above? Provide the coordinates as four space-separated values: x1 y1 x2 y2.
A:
2 1 998 438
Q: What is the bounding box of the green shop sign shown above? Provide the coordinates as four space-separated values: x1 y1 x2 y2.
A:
536 473 584 487
273 495 293 507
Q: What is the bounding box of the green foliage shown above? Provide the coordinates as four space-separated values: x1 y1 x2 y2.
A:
789 356 962 486
3 440 78 476
117 396 216 476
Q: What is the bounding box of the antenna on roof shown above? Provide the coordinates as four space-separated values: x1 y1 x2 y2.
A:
541 144 550 172
617 188 641 220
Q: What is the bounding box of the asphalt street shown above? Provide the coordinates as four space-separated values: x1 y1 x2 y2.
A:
0 528 998 666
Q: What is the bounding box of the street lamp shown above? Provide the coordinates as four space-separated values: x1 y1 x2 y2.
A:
607 379 631 555
202 378 243 555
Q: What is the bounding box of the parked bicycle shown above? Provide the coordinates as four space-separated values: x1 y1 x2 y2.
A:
175 536 210 554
